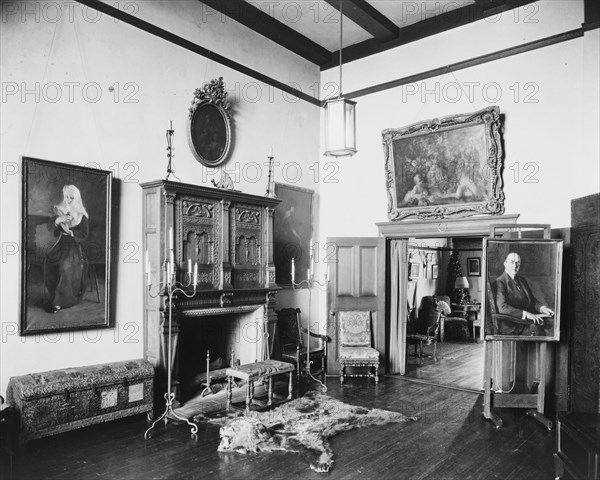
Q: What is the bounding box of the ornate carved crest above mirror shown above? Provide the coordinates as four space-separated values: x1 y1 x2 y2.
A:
188 77 233 168
382 106 505 221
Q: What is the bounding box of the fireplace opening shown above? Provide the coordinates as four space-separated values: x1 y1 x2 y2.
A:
176 308 265 404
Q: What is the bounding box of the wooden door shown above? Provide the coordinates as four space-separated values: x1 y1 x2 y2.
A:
326 237 381 375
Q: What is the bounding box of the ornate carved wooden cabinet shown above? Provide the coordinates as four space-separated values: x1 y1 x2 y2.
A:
140 180 280 403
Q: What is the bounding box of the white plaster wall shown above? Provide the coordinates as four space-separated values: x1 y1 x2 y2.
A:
0 0 320 395
319 0 599 242
315 0 599 337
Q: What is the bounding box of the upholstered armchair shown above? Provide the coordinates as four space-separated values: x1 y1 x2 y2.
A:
406 296 452 363
335 311 379 385
276 308 330 387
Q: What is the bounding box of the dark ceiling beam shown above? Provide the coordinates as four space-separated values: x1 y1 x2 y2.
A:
324 0 399 42
75 0 321 106
584 0 600 28
341 27 584 102
199 0 332 66
472 0 507 10
321 0 538 70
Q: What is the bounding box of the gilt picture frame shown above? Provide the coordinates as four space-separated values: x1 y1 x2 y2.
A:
188 77 232 167
20 157 113 335
382 106 505 221
273 183 314 288
482 238 563 342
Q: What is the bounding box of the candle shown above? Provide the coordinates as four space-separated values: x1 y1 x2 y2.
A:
169 250 175 279
291 258 295 283
193 262 198 286
168 120 173 130
166 261 171 284
187 258 192 274
169 227 173 251
307 268 311 281
269 147 273 157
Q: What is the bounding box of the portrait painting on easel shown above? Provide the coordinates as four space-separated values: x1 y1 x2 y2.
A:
483 239 563 341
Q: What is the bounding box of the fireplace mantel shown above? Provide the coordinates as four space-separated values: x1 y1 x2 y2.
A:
141 180 281 402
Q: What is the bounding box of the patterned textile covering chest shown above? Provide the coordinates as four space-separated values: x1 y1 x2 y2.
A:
6 359 154 446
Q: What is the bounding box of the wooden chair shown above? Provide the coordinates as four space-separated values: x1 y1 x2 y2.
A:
336 311 379 385
276 308 329 388
406 296 452 363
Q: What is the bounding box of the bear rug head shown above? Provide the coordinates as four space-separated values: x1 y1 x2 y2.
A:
216 391 417 473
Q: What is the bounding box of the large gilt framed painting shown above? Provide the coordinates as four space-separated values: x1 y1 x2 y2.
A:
483 239 563 342
21 157 113 335
382 106 505 221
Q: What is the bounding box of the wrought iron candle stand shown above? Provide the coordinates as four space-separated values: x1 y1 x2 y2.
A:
144 265 198 439
165 121 178 181
292 272 329 393
264 153 276 198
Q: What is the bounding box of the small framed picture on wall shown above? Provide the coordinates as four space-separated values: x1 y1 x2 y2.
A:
409 262 420 280
431 264 439 279
467 257 481 276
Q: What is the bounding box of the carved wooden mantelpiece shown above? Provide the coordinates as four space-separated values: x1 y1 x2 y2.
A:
141 180 280 402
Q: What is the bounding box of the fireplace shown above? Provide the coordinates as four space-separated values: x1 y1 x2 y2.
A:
140 180 280 406
177 306 266 403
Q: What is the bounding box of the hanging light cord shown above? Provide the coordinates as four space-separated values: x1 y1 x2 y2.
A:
339 0 343 98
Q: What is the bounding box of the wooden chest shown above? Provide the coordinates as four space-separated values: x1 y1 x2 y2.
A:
6 359 154 447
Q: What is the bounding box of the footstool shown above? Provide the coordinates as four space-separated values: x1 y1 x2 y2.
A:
226 360 294 413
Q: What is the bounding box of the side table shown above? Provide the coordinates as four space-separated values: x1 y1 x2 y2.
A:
451 303 482 342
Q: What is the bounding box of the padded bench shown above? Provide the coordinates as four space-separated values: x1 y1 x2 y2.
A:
226 360 294 413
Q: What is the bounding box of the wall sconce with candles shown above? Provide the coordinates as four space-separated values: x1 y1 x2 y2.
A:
323 0 357 157
144 227 199 440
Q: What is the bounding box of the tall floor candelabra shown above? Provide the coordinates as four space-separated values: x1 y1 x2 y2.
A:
291 251 329 393
144 239 199 439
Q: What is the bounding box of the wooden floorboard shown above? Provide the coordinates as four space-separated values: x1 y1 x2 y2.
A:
404 341 485 392
0 377 555 480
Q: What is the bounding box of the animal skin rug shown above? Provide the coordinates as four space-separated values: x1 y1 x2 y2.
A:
214 391 418 473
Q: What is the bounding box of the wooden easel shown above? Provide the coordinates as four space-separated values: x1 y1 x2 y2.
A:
482 224 553 430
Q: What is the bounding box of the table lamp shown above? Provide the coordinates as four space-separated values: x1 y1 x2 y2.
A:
454 276 471 304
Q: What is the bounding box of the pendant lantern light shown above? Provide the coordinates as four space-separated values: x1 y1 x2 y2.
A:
324 0 357 157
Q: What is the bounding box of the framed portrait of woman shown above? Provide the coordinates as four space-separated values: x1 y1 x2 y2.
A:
20 157 113 335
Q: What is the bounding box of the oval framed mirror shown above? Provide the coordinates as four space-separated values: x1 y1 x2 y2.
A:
187 78 232 168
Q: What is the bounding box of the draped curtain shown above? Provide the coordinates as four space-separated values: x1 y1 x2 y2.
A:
389 240 408 374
